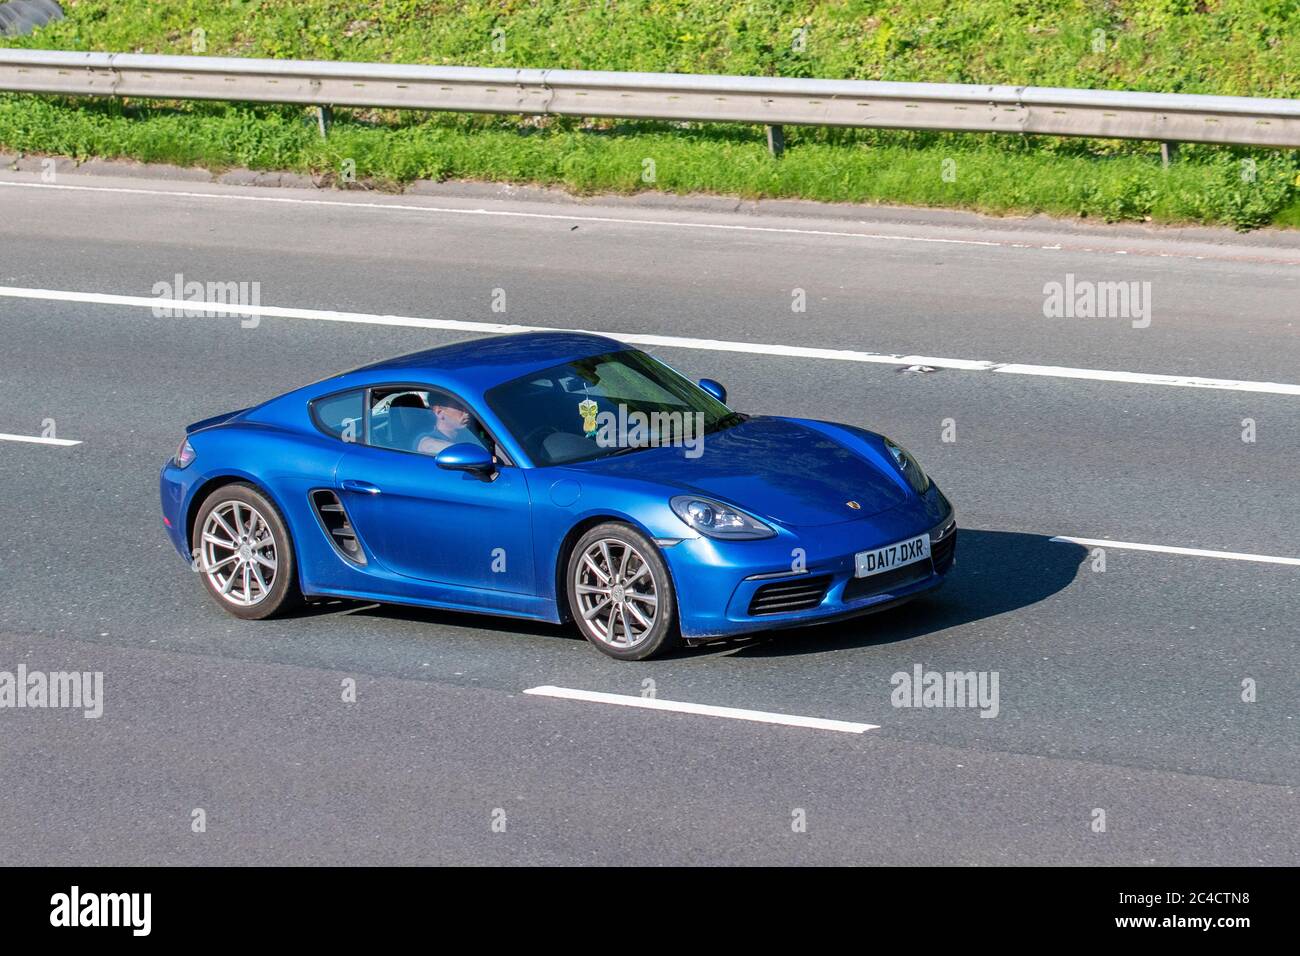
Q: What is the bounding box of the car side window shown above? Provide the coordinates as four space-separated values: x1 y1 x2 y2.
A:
367 387 496 459
310 389 364 443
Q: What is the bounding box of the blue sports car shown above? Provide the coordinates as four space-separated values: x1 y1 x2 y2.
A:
160 332 956 660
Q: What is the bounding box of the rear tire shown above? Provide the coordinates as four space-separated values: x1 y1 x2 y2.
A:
192 482 301 620
566 522 680 661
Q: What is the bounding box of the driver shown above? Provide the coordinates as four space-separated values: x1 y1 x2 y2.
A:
416 396 487 456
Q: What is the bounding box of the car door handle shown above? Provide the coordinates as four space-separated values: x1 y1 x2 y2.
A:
341 479 382 495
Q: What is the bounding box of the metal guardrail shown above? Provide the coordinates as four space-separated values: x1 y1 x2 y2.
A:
1 48 1298 149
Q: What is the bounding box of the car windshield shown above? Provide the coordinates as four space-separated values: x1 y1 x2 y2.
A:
485 349 743 466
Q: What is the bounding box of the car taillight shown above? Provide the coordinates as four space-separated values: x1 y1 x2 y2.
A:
174 437 196 468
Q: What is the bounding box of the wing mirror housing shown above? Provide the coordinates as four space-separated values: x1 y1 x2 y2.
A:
435 443 496 476
698 378 727 404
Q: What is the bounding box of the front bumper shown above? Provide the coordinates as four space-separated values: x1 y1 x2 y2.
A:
665 492 956 640
160 459 199 560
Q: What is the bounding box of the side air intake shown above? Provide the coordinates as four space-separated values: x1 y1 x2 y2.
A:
311 490 366 565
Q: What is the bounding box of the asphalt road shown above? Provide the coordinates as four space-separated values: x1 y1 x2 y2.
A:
0 171 1296 865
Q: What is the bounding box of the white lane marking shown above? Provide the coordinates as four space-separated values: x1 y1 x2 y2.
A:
0 285 533 333
1 179 1296 266
990 363 1300 395
1050 536 1300 567
0 180 1002 249
0 432 81 446
3 284 1299 397
523 685 878 734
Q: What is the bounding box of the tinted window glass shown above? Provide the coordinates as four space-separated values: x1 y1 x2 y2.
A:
311 389 364 442
485 350 741 466
367 387 494 458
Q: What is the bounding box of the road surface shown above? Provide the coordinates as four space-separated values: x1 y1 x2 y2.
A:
0 171 1296 864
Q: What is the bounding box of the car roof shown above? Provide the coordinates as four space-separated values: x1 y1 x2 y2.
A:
349 330 627 392
240 330 632 455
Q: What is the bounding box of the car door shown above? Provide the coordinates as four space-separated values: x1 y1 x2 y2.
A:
335 386 536 595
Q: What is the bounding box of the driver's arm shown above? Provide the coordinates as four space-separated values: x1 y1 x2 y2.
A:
417 433 452 456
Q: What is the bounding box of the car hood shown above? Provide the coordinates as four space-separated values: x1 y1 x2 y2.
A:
572 416 908 527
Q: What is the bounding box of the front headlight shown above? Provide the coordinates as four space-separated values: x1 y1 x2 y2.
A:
883 437 930 495
670 495 775 540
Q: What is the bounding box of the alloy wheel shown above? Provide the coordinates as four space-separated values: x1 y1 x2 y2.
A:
573 537 659 649
200 500 278 607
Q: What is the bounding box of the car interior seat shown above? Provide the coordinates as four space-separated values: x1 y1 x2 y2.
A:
385 399 435 452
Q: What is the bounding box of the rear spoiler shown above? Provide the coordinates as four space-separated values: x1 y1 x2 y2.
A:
185 407 250 434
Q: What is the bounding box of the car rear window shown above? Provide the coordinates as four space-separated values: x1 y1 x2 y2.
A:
311 389 364 442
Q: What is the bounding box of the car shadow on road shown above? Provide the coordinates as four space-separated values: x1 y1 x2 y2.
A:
708 529 1087 659
301 599 572 640
286 529 1086 658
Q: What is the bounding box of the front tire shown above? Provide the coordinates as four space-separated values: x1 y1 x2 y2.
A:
192 482 301 620
566 522 679 661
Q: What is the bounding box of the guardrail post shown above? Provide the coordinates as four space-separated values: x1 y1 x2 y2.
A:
765 124 785 158
316 105 332 138
1160 141 1178 167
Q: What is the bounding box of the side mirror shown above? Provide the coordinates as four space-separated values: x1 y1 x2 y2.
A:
435 443 496 476
698 378 727 404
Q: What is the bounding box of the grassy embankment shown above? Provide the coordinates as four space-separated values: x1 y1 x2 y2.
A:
2 0 1298 229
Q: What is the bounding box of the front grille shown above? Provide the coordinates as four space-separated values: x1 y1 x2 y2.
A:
747 575 832 616
842 561 932 603
932 527 957 574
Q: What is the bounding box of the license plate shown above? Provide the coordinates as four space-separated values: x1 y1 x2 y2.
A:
854 534 930 578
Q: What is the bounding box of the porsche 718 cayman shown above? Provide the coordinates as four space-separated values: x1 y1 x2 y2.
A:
160 332 956 660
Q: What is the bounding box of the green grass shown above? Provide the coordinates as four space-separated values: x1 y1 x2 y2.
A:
11 0 1300 95
1273 199 1300 228
2 1 1298 229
